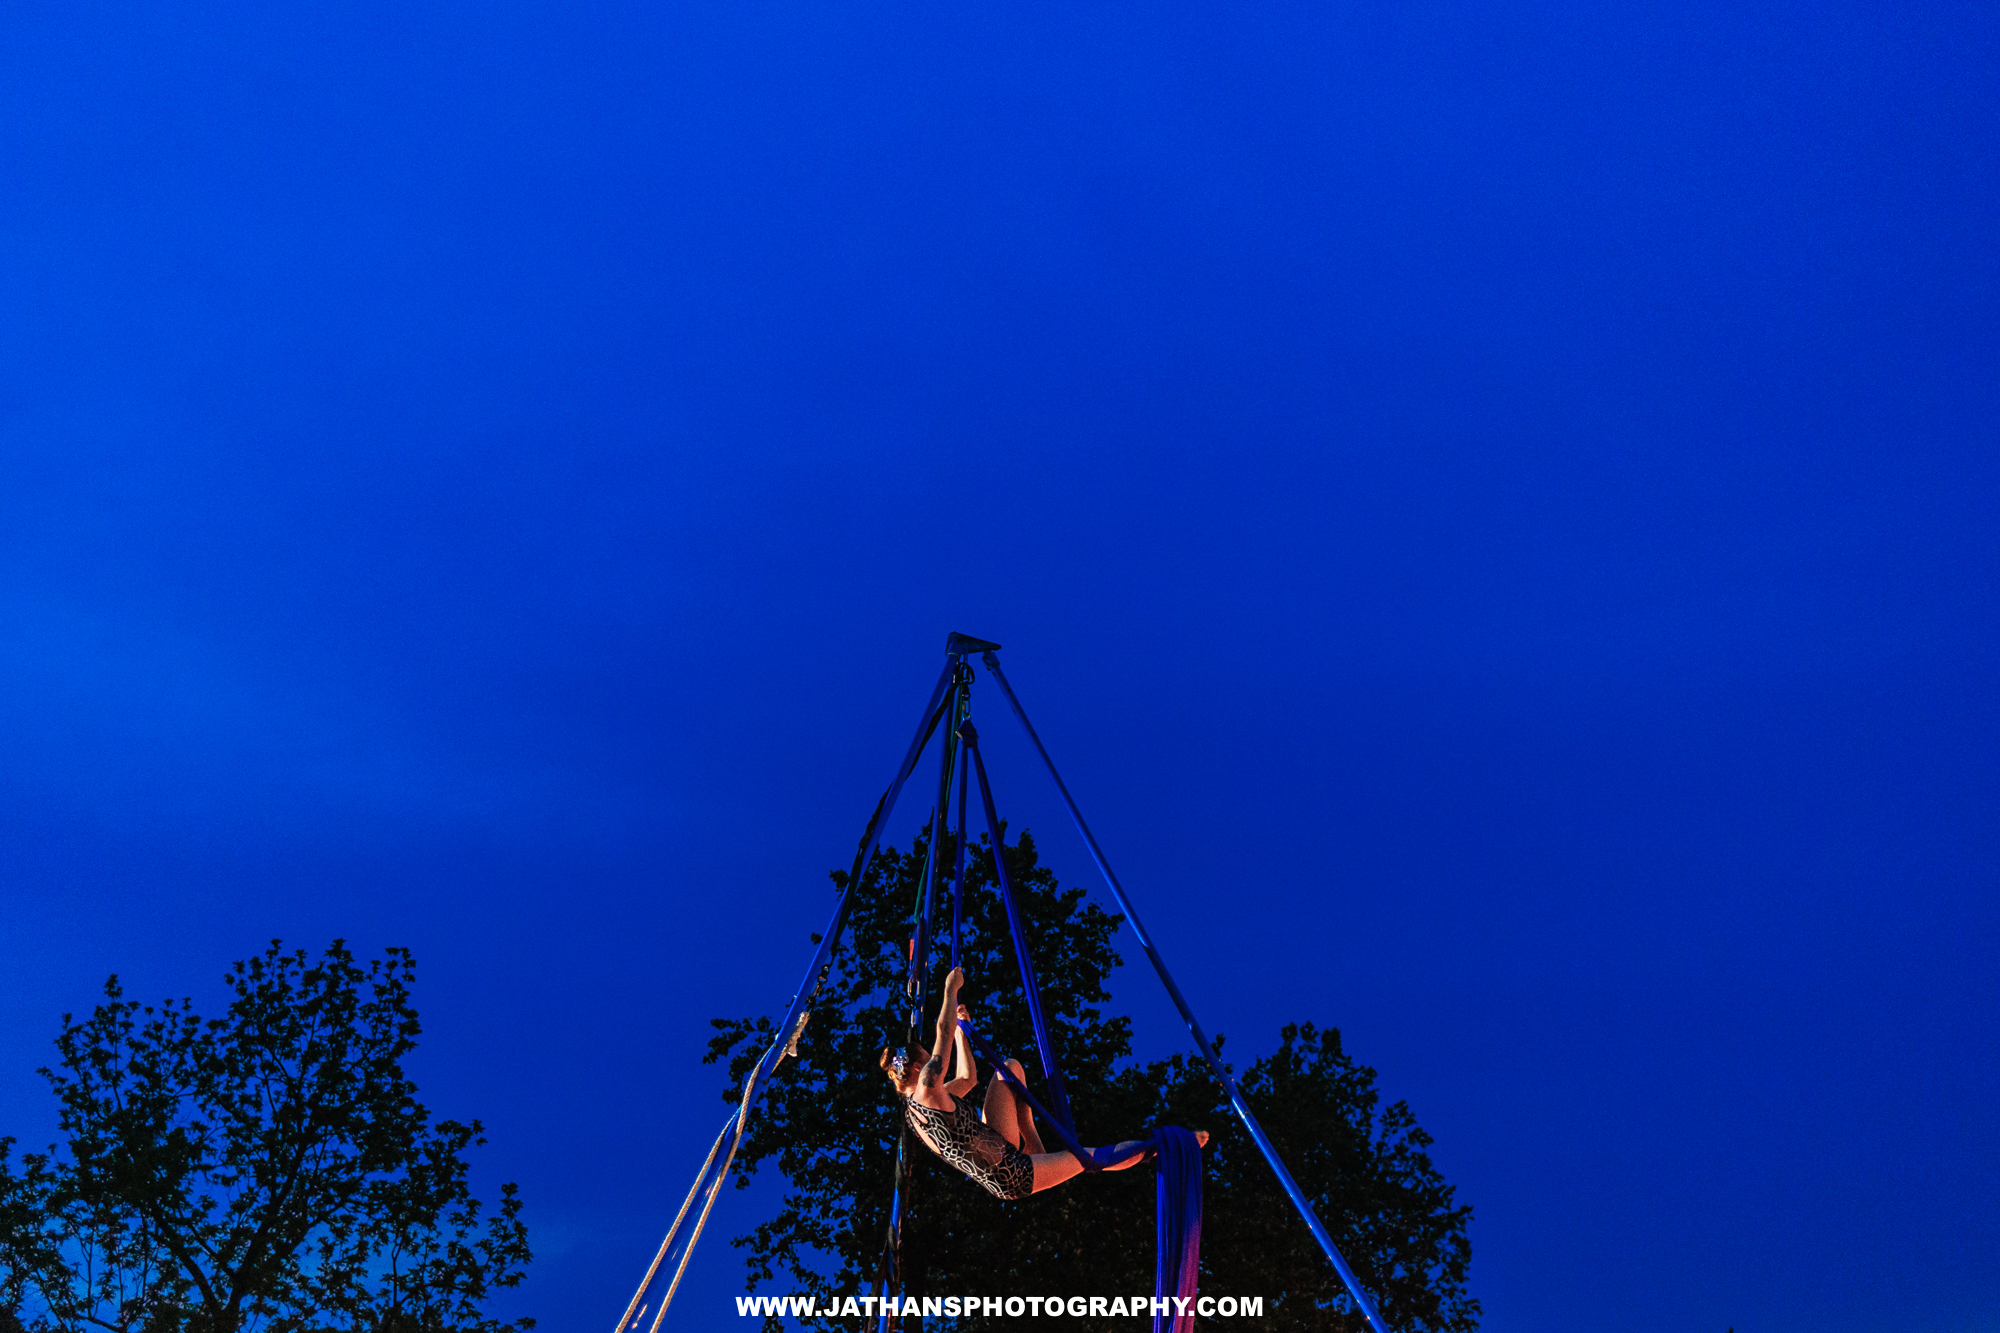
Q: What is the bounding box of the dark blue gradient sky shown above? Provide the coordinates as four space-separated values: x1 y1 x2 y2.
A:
2 1 1996 1329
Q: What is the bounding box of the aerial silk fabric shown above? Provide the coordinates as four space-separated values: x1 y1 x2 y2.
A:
957 1020 1205 1324
1152 1126 1203 1333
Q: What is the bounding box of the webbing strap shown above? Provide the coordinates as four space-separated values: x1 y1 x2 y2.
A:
903 676 963 1020
959 718 1078 1138
949 758 969 973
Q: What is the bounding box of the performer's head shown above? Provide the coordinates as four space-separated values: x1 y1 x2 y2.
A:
879 1043 928 1095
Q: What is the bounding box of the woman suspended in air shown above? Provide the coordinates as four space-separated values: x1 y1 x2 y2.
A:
879 965 1207 1201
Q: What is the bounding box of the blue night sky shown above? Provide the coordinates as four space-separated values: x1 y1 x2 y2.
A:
2 1 1996 1330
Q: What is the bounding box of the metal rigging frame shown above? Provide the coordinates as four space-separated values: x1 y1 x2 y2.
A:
612 634 1392 1333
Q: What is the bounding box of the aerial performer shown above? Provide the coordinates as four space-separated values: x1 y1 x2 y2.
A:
880 965 1209 1200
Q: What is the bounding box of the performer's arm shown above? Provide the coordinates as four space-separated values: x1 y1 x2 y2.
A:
925 967 965 1088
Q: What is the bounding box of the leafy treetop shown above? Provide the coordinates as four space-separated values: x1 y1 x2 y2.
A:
0 940 532 1333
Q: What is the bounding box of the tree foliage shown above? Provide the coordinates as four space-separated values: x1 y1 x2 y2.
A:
708 828 1478 1331
0 941 532 1333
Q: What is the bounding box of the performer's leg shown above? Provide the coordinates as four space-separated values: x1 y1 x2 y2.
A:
1007 1060 1046 1154
982 1063 1028 1149
1028 1140 1148 1192
981 1060 1048 1154
1030 1130 1210 1191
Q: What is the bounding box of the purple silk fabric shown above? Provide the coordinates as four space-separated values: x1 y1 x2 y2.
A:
1153 1126 1204 1332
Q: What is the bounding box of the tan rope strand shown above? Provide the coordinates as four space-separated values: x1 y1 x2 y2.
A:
647 1040 795 1331
612 1115 732 1333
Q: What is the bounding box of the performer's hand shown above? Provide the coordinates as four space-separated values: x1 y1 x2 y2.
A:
955 1003 970 1022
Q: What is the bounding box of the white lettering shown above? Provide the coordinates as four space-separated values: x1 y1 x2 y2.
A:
719 1288 1258 1318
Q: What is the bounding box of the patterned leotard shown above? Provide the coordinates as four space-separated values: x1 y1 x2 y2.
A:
902 1094 1036 1201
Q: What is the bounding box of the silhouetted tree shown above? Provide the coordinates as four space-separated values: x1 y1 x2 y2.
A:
0 942 532 1333
709 828 1477 1331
